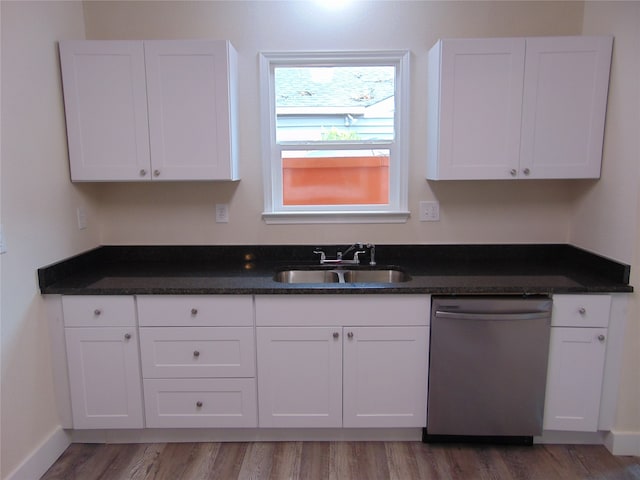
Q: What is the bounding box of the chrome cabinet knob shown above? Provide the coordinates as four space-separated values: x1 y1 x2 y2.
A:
579 307 587 315
196 401 203 408
93 309 101 316
124 333 131 340
598 334 606 342
153 169 160 177
139 169 147 177
193 350 200 357
510 169 517 177
347 332 354 339
333 332 339 339
523 168 531 176
191 308 198 316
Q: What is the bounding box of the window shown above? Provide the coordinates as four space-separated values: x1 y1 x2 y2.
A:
259 51 410 224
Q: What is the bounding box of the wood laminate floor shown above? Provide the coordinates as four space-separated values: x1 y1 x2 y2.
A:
41 441 640 480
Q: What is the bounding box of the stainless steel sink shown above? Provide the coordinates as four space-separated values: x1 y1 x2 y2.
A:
342 269 409 283
274 267 409 284
274 269 341 284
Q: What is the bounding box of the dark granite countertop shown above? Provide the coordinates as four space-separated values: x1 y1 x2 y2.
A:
37 244 633 296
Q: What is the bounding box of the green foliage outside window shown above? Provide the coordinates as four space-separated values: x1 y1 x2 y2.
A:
321 127 361 141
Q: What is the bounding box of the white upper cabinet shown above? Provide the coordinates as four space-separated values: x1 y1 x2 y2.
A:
59 40 239 182
427 36 613 180
59 41 150 181
428 38 525 180
520 36 613 179
145 41 238 181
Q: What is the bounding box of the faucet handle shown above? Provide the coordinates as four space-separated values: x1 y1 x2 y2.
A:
313 249 326 264
365 243 376 266
353 251 367 264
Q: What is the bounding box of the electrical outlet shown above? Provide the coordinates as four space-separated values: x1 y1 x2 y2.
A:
419 201 440 222
215 203 229 223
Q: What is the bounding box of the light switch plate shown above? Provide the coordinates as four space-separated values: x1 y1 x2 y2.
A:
215 203 229 223
76 207 87 230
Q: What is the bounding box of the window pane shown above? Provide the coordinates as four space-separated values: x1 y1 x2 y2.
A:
282 149 390 206
275 66 395 142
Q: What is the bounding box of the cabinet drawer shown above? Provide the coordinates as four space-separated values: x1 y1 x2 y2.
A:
140 327 255 378
137 295 253 326
62 296 136 327
552 295 611 327
144 378 257 428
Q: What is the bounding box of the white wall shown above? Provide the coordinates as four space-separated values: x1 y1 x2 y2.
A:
0 2 98 478
82 0 585 246
577 1 640 434
573 2 640 265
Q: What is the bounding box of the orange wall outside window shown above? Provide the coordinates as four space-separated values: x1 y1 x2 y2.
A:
282 155 390 205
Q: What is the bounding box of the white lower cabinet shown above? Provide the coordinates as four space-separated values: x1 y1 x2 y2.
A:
255 295 430 428
543 295 611 432
342 326 429 428
144 378 257 428
62 296 144 429
57 291 617 437
139 326 255 378
257 327 343 428
137 295 257 428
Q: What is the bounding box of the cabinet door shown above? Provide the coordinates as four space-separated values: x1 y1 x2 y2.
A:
59 41 151 181
65 327 144 429
427 38 525 180
343 326 429 427
145 40 238 180
543 327 607 432
257 327 342 427
520 36 612 179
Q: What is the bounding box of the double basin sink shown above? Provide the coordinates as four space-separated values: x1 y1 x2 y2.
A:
274 266 409 284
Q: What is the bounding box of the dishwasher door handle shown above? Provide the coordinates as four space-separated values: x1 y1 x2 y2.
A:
434 311 551 321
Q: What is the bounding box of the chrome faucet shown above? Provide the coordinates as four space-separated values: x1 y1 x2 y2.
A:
313 242 376 266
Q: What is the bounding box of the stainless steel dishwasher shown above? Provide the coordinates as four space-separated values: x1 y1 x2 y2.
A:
425 296 552 444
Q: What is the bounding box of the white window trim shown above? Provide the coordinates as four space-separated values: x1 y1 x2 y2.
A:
259 50 411 224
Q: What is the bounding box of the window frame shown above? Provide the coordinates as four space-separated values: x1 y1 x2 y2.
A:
259 50 411 224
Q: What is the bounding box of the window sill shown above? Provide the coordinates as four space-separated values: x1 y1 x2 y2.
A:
261 211 410 225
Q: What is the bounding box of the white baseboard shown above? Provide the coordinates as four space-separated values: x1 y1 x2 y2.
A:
535 430 605 445
5 426 71 480
604 430 640 456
